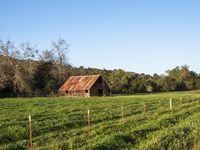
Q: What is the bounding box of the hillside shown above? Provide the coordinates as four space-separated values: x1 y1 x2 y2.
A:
0 55 200 98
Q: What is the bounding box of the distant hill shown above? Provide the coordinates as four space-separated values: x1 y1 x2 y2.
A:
0 55 200 98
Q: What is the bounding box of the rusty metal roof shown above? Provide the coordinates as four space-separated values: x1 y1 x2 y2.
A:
58 75 101 91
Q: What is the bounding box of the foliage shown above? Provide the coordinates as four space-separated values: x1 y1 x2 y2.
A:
0 39 200 97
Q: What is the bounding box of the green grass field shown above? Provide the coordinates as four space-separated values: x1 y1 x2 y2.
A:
1 91 200 150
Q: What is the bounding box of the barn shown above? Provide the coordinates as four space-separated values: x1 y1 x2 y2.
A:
58 75 111 97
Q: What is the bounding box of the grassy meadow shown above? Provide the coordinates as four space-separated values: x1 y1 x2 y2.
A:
1 91 200 149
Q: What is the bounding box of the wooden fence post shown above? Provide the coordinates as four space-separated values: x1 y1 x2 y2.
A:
180 97 182 106
170 98 172 111
29 115 32 150
121 106 124 124
159 101 162 112
143 103 147 117
87 109 90 132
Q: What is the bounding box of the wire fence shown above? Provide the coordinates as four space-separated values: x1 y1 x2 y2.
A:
1 94 200 149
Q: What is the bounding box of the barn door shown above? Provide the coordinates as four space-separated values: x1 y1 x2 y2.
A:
98 89 103 96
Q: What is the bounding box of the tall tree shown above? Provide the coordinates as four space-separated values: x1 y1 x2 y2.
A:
52 38 70 85
158 76 177 92
39 49 54 62
0 40 15 57
0 56 15 97
52 38 69 66
32 61 55 96
20 42 38 60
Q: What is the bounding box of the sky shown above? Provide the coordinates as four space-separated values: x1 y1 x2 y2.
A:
0 0 200 75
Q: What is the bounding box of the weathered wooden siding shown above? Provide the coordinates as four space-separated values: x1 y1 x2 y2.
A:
90 76 111 96
59 90 90 97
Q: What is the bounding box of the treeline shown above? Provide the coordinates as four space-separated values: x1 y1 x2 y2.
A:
0 39 200 97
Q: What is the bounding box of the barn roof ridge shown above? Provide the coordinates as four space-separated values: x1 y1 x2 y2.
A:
68 74 101 78
58 74 102 91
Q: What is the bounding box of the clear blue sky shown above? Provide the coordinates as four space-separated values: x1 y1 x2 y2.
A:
0 0 200 75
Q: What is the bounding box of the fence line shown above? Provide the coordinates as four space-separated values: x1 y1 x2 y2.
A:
26 95 199 149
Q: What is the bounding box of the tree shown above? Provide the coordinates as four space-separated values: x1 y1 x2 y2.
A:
20 42 38 60
167 65 197 90
145 79 156 93
196 78 200 90
0 56 15 97
32 61 55 96
109 69 131 94
52 38 70 85
138 82 146 93
158 76 177 92
52 38 69 66
0 40 15 57
39 49 54 62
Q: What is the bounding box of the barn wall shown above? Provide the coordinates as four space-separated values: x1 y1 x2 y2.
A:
60 90 91 97
68 90 87 97
90 77 111 96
